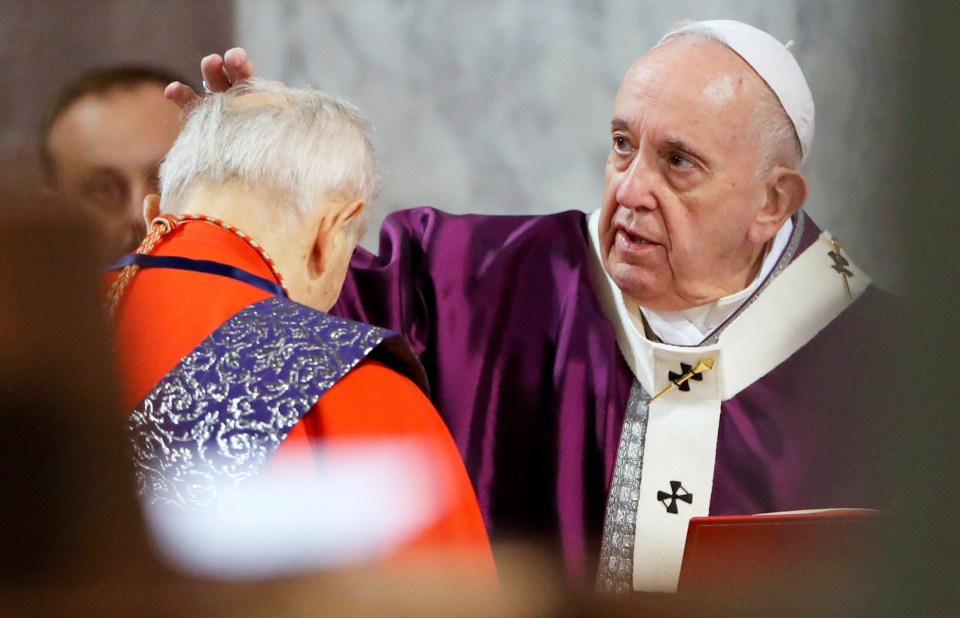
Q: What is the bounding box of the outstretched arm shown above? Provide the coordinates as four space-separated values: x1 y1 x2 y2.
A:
164 47 256 108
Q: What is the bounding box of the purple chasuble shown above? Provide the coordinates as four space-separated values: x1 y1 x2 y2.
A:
332 207 893 586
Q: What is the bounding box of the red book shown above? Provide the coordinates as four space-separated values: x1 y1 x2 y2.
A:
677 509 882 595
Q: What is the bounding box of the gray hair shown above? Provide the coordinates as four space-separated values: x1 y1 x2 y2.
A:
159 78 379 233
656 27 802 177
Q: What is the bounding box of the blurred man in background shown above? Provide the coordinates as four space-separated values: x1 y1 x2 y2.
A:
41 66 185 262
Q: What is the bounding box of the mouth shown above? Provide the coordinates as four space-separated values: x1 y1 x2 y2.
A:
615 227 662 253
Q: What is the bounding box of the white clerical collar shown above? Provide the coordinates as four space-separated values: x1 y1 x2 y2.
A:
638 218 794 346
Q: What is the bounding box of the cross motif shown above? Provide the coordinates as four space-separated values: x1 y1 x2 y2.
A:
668 363 703 392
828 238 854 300
828 249 853 277
649 358 715 403
657 480 693 514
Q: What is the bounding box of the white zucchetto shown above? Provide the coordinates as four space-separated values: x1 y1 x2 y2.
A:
660 19 815 165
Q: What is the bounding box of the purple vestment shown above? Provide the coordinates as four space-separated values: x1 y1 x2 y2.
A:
332 207 892 586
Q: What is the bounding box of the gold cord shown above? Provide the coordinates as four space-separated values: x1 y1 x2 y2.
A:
106 216 178 317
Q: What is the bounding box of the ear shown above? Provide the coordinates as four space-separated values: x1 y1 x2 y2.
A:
308 198 365 277
748 168 808 245
143 194 161 226
331 198 365 242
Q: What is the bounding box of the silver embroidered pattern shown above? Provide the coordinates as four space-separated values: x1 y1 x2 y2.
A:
128 297 387 509
595 212 806 592
596 380 650 593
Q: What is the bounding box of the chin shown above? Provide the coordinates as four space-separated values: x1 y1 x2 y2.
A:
610 270 697 311
609 268 661 306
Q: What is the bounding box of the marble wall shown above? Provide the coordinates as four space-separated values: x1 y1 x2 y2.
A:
238 0 904 290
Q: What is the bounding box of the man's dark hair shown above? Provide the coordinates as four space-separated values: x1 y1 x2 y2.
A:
39 65 190 182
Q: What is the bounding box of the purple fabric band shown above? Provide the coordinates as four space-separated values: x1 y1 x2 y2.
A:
129 295 421 508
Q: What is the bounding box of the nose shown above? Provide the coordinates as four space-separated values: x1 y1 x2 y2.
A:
130 170 162 218
615 154 658 212
128 188 148 225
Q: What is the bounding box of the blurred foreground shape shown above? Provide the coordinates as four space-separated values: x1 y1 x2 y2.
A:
0 197 158 588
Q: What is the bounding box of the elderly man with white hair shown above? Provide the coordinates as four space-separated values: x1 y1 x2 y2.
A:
173 19 892 593
105 79 495 575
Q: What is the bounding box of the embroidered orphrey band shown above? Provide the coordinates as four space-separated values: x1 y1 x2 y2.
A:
596 380 651 593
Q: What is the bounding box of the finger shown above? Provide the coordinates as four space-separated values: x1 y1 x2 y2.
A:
165 82 200 110
223 47 255 83
200 54 232 92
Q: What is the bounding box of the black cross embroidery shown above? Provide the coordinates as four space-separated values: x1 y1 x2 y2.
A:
827 238 855 301
668 363 703 392
657 481 693 514
828 249 853 278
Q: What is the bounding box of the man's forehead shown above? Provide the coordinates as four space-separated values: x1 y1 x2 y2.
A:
615 41 762 120
67 82 169 114
55 84 179 131
48 86 180 171
628 40 760 90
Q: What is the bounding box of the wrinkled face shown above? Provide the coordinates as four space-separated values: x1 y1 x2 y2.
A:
46 83 182 261
599 40 773 311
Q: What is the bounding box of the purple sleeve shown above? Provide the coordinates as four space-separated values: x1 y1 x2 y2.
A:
332 207 439 358
331 206 636 586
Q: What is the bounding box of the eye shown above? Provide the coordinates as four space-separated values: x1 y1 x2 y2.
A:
81 175 129 213
90 181 126 204
612 134 633 156
667 152 695 170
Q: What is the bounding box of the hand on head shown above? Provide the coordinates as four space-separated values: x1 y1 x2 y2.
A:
164 47 256 109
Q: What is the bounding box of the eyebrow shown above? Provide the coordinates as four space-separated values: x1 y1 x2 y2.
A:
609 120 711 165
664 138 708 164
